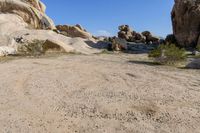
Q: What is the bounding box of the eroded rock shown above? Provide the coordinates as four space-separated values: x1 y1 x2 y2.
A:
111 37 128 51
141 31 159 44
117 25 158 44
0 0 101 56
0 0 55 29
171 0 200 47
56 24 94 40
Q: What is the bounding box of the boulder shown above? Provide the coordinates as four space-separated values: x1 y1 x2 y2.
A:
165 34 177 44
128 33 145 43
134 33 146 43
141 31 151 37
0 0 101 56
118 31 129 40
118 25 146 43
118 25 132 32
186 59 200 69
131 31 137 36
117 25 158 44
75 24 86 31
118 25 133 41
11 30 100 55
0 0 55 29
56 25 94 40
111 37 128 51
142 31 159 44
192 50 200 56
171 0 200 47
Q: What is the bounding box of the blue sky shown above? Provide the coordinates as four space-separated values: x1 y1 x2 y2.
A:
42 0 174 37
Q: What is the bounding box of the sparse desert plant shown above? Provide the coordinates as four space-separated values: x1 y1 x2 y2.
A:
149 44 186 65
196 44 200 52
193 53 200 59
17 39 78 57
0 56 17 63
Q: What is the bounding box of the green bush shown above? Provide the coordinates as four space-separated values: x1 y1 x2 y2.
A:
149 44 186 65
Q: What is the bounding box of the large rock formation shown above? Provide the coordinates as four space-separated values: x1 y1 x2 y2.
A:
118 25 145 43
0 0 100 56
0 0 55 29
110 37 128 51
172 0 200 47
141 31 159 44
117 25 159 44
56 24 94 40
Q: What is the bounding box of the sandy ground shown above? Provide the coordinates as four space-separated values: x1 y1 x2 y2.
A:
0 53 200 133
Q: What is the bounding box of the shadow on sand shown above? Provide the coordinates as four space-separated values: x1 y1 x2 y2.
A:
85 40 110 49
85 41 157 55
123 50 149 54
128 60 161 66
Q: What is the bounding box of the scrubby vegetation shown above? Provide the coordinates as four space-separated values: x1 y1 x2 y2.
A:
0 56 17 63
194 54 200 59
17 39 66 56
196 44 200 52
17 40 45 56
149 44 186 65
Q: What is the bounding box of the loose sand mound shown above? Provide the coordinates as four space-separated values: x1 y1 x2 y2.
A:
0 54 200 133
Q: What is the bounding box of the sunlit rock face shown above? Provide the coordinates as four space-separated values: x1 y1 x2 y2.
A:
0 0 55 29
0 0 100 56
172 0 200 47
56 24 94 40
20 0 46 13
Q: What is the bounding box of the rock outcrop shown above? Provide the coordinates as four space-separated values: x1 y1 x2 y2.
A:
171 0 200 47
118 25 133 41
117 25 159 44
118 25 145 43
0 0 101 56
110 37 128 51
141 31 159 44
0 0 55 29
56 24 94 40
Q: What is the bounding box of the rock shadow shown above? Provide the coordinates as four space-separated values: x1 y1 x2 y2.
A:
128 60 161 66
85 40 110 49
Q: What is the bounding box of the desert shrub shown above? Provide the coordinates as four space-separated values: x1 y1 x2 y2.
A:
196 44 200 52
149 44 186 65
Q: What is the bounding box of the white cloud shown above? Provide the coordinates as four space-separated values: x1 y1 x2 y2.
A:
96 30 112 37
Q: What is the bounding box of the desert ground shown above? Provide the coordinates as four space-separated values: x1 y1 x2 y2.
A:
0 53 200 133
